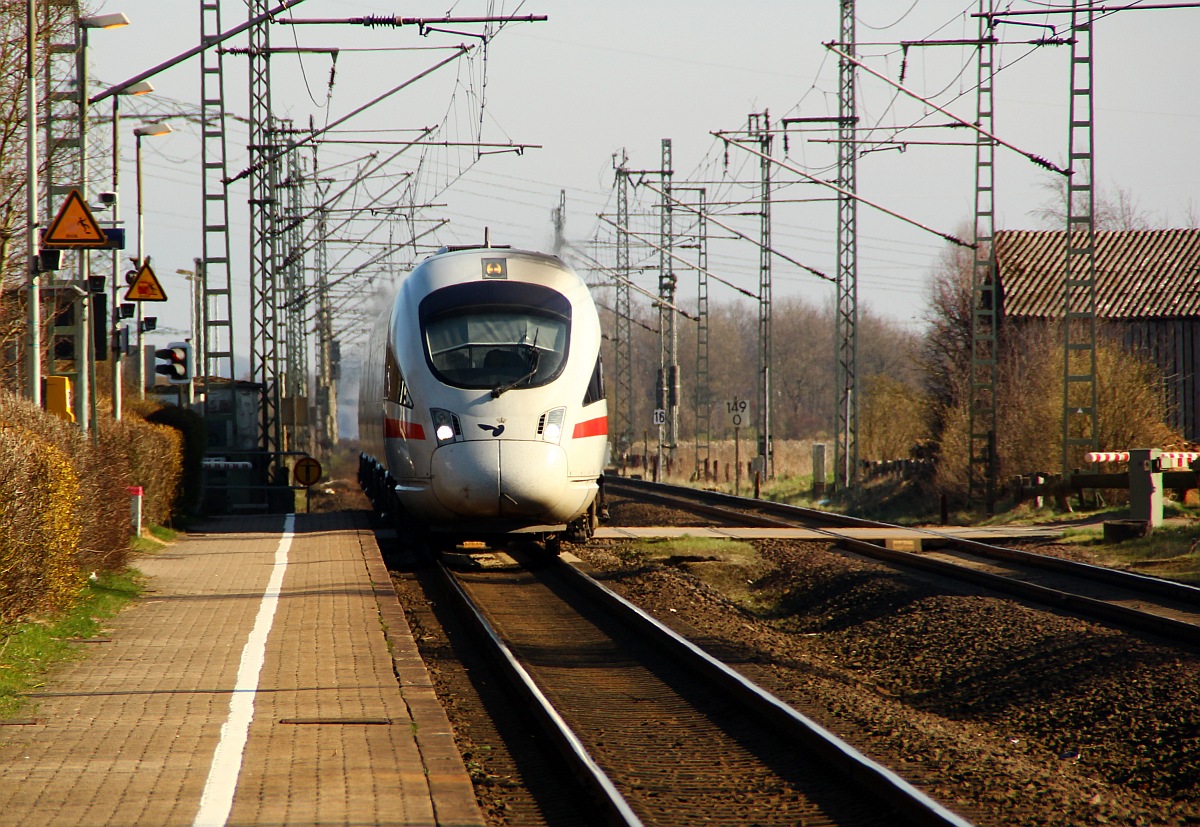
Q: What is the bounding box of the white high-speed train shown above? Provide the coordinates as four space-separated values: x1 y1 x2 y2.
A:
358 245 608 551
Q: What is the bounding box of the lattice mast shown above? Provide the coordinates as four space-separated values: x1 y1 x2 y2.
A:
969 2 999 510
834 0 858 489
612 151 633 458
657 138 679 469
693 187 711 479
748 112 773 478
44 0 91 430
248 0 283 479
199 0 238 447
282 137 309 455
313 181 337 453
1062 3 1098 475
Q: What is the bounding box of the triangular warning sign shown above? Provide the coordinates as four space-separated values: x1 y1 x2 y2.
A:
124 262 168 302
43 189 108 247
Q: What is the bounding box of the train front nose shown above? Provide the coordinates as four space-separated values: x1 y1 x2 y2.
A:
431 440 568 519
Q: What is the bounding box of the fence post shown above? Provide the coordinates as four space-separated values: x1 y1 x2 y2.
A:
812 443 826 498
127 485 143 537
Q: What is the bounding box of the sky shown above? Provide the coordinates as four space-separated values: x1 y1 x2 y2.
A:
82 1 1200 353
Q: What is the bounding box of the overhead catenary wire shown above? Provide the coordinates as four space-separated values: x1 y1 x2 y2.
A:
633 180 834 283
822 41 1068 176
714 131 976 249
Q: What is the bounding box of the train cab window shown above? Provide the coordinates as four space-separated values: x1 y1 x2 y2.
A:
384 345 412 407
419 282 572 392
583 354 604 406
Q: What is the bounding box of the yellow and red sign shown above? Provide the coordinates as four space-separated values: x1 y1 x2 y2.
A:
43 189 107 247
124 262 168 302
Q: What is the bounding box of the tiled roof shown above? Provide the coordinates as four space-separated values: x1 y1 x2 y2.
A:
995 229 1200 318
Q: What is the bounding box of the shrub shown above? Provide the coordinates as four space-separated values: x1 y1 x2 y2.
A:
0 426 84 622
0 389 188 623
145 403 207 518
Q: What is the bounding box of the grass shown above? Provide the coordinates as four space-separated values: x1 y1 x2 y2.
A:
656 464 1200 584
130 524 178 554
0 569 142 718
628 537 774 605
1060 520 1200 584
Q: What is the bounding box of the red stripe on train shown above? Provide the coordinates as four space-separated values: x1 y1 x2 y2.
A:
384 418 426 440
572 416 608 439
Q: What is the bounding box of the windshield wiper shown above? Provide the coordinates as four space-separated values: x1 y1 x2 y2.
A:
491 347 540 398
491 332 540 398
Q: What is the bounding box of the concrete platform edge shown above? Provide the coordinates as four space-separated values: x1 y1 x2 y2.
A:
356 526 487 827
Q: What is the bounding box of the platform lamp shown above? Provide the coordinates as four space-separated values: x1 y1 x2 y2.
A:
107 78 153 421
132 120 172 399
72 13 132 435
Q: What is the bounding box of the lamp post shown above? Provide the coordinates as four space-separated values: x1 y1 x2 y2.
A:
77 13 129 433
108 80 153 421
132 120 172 399
25 0 40 404
176 264 199 407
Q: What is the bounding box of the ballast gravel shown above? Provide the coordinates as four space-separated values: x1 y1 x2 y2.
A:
571 497 1200 826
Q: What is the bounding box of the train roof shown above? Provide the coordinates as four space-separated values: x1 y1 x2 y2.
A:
425 245 568 268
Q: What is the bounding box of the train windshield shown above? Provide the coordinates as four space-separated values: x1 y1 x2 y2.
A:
419 281 571 391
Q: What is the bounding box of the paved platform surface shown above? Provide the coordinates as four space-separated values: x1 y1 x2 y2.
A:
0 511 484 827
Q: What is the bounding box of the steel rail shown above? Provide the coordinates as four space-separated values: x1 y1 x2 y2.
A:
434 561 645 827
606 476 1200 645
436 552 975 826
554 560 977 827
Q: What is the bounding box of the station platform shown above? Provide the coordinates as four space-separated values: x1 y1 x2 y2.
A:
0 512 484 827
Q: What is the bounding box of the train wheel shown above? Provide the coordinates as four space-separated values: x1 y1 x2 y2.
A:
565 500 598 544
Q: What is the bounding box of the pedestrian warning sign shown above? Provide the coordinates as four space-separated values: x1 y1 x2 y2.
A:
124 262 168 302
43 189 108 247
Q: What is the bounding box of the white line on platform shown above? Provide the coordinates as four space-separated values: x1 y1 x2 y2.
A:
193 514 294 827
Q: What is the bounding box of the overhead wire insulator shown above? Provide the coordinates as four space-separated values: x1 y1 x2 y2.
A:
359 15 402 28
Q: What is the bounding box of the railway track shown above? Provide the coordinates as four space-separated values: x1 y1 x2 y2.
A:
436 548 974 827
605 476 1200 647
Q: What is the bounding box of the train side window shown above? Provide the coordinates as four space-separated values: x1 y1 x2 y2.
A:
583 355 604 406
384 345 413 407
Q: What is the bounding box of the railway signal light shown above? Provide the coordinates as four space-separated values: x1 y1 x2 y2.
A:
154 341 191 385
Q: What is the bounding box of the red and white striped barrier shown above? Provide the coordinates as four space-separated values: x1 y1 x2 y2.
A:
1085 451 1200 465
1086 451 1129 463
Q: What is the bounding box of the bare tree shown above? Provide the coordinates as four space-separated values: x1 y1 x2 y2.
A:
0 2 78 387
1031 175 1159 231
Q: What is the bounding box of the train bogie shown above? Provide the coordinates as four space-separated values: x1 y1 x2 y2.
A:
358 246 608 549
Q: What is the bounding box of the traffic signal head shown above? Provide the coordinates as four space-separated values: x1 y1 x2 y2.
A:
154 341 191 385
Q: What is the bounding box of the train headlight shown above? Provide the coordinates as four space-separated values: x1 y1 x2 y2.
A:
431 408 460 445
537 407 566 443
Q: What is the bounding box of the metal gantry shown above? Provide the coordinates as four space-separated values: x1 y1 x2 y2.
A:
747 112 773 479
613 151 633 458
834 0 858 490
312 180 337 453
657 138 678 472
282 137 310 455
1062 2 1099 474
247 0 283 483
693 187 710 480
43 0 91 430
969 2 999 510
199 0 238 448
